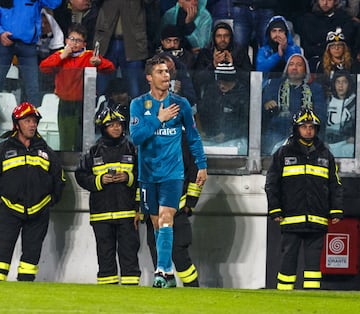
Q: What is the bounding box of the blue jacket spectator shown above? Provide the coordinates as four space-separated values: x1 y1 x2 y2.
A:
256 15 301 74
161 0 212 51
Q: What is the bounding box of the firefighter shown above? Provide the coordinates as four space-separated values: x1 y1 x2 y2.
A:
0 102 65 281
145 133 203 287
265 108 343 290
75 107 141 285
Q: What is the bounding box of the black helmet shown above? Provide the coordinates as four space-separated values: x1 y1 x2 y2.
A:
95 107 126 130
292 108 320 134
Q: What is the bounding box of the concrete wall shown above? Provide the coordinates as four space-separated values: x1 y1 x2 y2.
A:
7 173 268 288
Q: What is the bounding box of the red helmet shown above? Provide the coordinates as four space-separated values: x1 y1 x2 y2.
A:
12 102 42 124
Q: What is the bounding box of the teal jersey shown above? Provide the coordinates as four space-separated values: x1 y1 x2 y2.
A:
130 92 206 183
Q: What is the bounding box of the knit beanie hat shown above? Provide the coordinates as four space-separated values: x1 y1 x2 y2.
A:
326 27 346 46
214 63 237 81
161 24 182 40
268 19 287 33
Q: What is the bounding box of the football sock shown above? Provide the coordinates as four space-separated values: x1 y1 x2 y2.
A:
156 226 173 273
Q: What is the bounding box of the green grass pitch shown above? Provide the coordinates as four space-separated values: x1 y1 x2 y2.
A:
0 282 360 313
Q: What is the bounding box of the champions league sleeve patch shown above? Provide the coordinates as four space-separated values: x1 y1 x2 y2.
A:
130 116 139 126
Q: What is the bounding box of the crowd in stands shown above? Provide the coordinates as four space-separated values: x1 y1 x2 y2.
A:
1 0 360 155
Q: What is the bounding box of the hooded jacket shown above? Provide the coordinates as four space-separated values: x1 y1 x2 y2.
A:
262 54 327 148
161 0 212 49
256 15 301 73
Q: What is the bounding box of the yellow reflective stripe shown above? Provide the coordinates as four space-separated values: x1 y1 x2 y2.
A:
330 209 343 215
306 165 328 179
277 272 296 283
126 170 134 187
283 165 305 177
3 156 26 172
95 175 103 191
335 163 341 185
0 273 7 281
308 215 328 226
26 155 50 172
27 195 52 215
280 215 306 225
179 194 186 209
1 196 24 213
283 165 329 179
177 264 198 284
2 155 50 172
92 162 134 176
304 271 322 279
0 262 10 271
18 261 38 275
277 283 294 290
303 281 321 289
121 276 140 285
90 210 136 222
136 188 140 202
97 275 119 285
1 195 52 215
187 182 202 198
269 208 282 215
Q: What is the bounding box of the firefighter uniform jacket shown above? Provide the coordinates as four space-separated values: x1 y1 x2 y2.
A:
0 132 65 219
265 135 343 232
75 136 138 224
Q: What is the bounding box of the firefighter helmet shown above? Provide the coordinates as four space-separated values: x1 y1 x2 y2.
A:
95 107 126 129
293 108 320 127
12 102 42 125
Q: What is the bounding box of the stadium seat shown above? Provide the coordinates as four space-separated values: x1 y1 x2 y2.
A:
38 93 60 150
0 92 17 135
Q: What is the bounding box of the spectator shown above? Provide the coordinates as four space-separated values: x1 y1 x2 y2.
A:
37 8 64 63
193 21 252 99
316 28 354 77
157 52 198 110
94 0 148 98
315 28 355 97
0 102 65 282
129 55 207 288
198 62 249 149
95 78 131 134
230 0 278 49
54 0 100 49
0 0 61 107
75 107 141 285
256 15 302 75
300 0 355 71
145 133 204 287
326 71 356 150
39 23 115 151
156 24 196 70
266 108 343 290
161 0 212 53
262 54 327 155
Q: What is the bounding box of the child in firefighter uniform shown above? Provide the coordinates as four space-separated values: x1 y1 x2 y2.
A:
0 102 65 281
146 133 203 287
75 108 141 285
265 108 343 290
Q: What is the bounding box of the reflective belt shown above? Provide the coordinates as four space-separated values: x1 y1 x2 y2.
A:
282 164 329 179
90 210 136 222
280 215 328 226
1 194 52 215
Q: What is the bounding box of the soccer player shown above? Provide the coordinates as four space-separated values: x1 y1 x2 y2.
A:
130 55 207 288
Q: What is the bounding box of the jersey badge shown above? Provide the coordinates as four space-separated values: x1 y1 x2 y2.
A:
144 100 152 109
